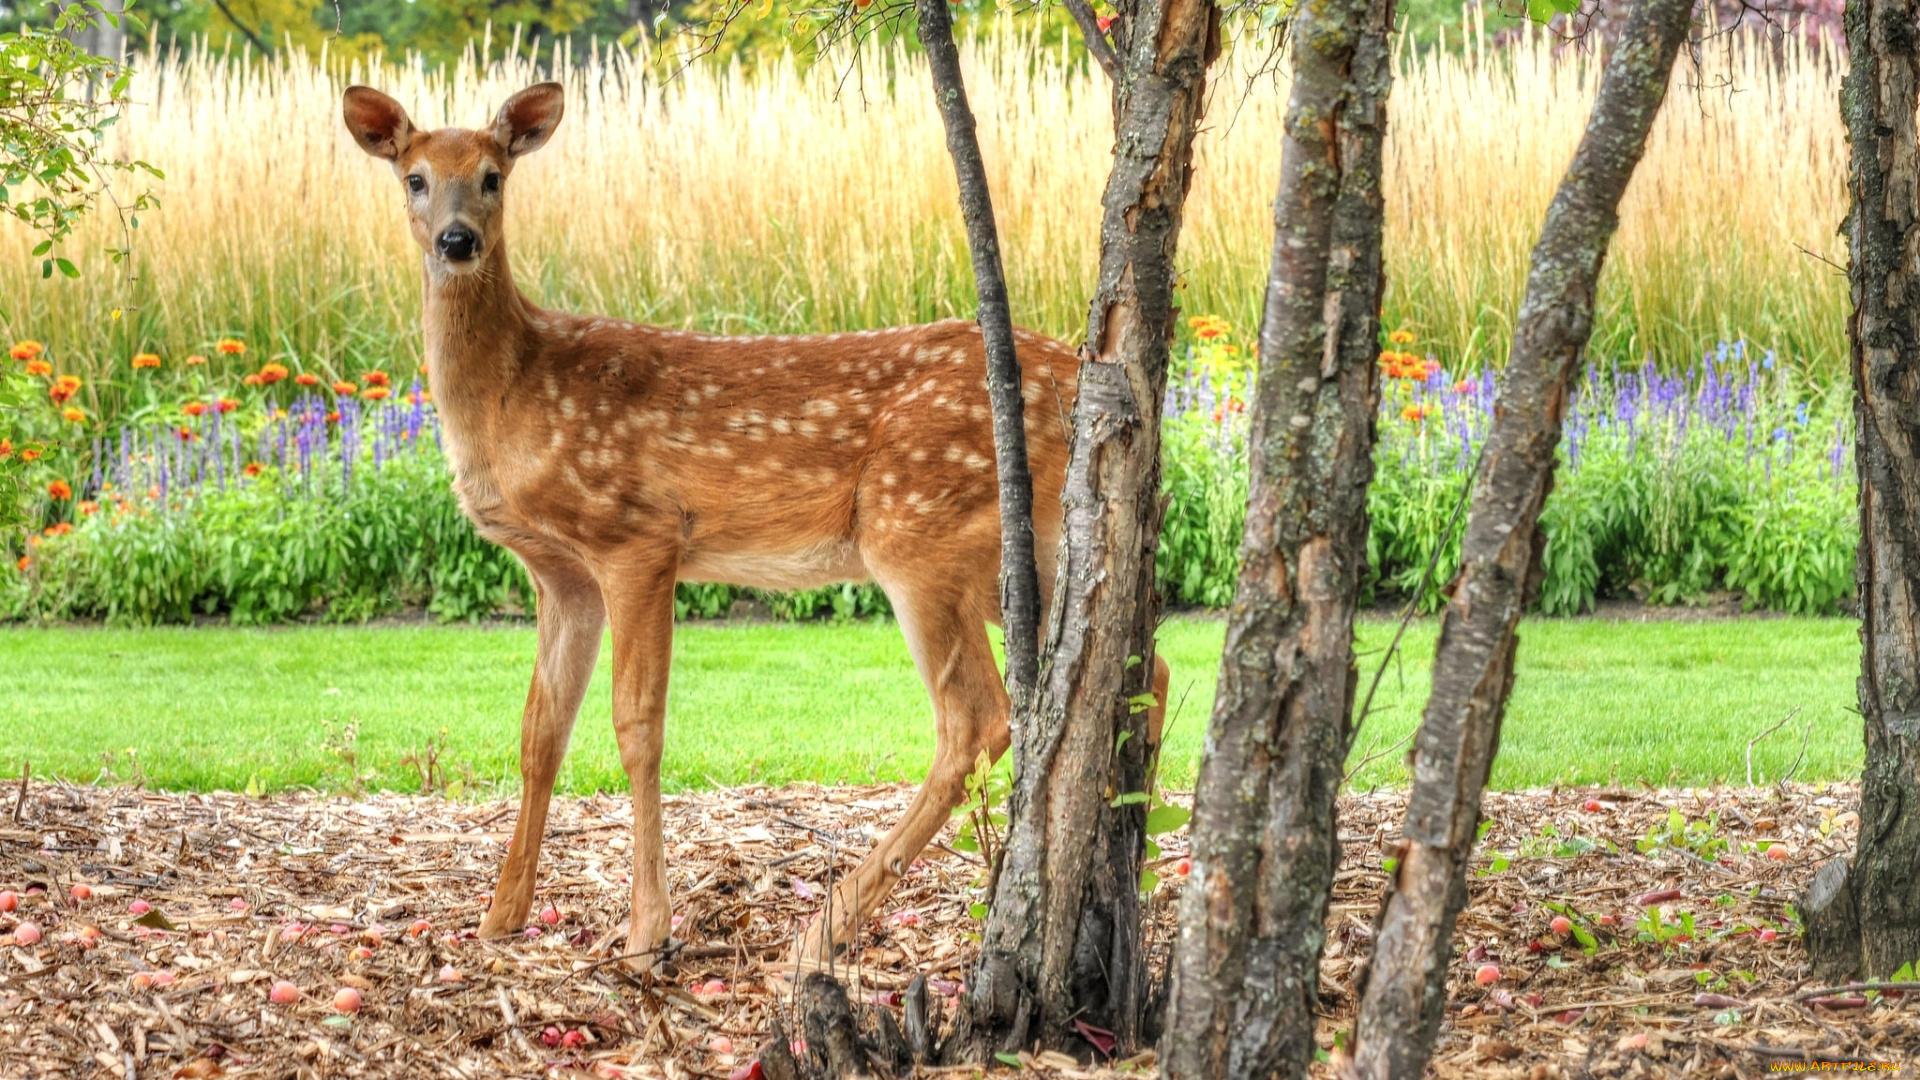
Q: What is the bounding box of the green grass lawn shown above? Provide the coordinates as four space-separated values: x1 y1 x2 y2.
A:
0 615 1863 796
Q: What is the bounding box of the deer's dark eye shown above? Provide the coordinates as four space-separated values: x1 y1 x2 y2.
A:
482 172 502 195
406 174 426 195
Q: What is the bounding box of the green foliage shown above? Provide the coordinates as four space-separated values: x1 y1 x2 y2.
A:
0 3 162 263
0 438 894 624
1157 329 1860 617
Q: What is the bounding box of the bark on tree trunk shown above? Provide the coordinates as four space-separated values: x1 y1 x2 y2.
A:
1814 0 1920 982
1157 0 1395 1075
952 0 1220 1059
915 0 1042 704
1344 0 1692 1075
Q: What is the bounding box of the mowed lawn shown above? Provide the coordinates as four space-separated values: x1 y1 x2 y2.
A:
0 615 1863 796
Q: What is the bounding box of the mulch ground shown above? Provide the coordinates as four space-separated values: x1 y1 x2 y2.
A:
0 779 1910 1079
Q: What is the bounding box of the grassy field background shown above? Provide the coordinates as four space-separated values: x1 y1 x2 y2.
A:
0 616 1862 796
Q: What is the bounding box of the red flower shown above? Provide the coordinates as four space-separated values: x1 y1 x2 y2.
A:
47 480 72 500
243 462 264 477
9 340 43 361
258 362 289 385
295 373 320 386
216 398 239 414
364 371 391 388
182 402 209 417
48 375 81 404
1097 14 1115 30
176 428 196 442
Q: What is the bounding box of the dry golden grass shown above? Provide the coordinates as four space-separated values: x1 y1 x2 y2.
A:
0 17 1846 411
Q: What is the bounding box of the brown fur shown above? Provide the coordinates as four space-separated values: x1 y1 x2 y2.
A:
342 82 1170 965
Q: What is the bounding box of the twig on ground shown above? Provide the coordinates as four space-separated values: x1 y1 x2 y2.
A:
1746 707 1800 786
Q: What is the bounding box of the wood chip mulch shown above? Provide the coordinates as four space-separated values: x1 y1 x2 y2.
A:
0 779 1910 1079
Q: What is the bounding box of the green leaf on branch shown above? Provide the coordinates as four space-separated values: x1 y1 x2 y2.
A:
1144 804 1191 835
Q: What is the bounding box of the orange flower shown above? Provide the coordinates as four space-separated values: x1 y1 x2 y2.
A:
0 438 10 460
332 381 357 395
176 427 196 442
362 386 391 401
184 354 208 366
79 501 99 516
1389 329 1416 345
216 338 246 356
243 462 263 477
1452 380 1473 394
216 398 239 414
364 371 391 388
47 480 72 500
62 407 85 423
1401 404 1434 423
14 556 28 572
9 340 43 361
241 374 264 386
325 411 341 423
181 401 209 417
20 448 41 462
407 389 432 405
258 362 289 385
294 373 320 386
43 521 72 537
131 352 162 369
24 359 51 377
48 375 81 404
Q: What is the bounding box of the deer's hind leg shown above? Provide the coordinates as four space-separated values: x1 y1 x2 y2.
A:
796 558 1011 966
479 556 605 939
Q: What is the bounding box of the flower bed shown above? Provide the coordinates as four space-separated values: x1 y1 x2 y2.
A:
2 327 1859 624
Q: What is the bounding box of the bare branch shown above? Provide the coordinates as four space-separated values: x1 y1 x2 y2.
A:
1062 0 1122 81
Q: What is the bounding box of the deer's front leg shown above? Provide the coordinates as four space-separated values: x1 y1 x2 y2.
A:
602 560 680 968
480 560 605 939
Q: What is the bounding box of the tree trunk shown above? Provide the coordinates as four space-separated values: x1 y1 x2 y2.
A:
1819 0 1920 982
1157 0 1395 1075
1344 0 1692 1075
914 0 1042 705
953 0 1220 1059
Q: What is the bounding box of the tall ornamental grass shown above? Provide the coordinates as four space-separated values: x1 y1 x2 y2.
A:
0 15 1845 436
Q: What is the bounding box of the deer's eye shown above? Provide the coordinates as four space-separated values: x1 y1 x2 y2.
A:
482 172 502 195
406 174 426 195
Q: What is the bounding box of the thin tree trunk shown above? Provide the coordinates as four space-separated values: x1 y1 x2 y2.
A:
1811 0 1920 981
953 0 1220 1059
1344 0 1692 1075
914 0 1042 704
1158 0 1394 1075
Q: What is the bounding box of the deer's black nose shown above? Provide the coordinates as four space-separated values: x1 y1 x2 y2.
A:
437 227 478 261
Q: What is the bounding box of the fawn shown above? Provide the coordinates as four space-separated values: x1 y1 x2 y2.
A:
342 82 1170 965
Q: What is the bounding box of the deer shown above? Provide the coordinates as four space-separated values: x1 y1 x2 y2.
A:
341 81 1171 968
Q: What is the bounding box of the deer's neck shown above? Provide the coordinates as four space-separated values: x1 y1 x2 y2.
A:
420 246 537 455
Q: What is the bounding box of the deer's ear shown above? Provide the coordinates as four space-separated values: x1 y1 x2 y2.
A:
494 82 564 159
343 86 414 161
